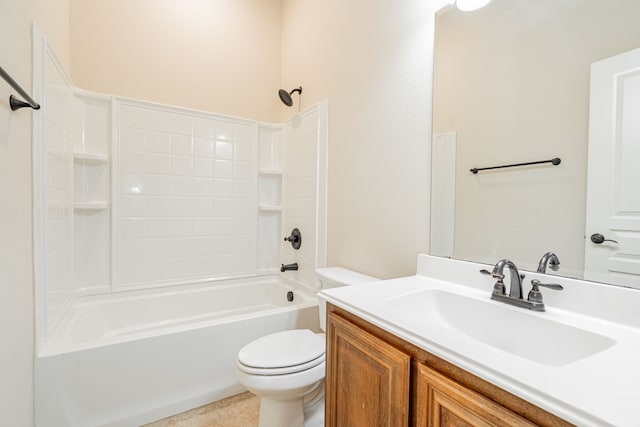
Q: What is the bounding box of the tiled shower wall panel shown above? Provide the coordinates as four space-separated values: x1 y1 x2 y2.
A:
114 100 258 288
281 107 320 289
43 48 74 328
72 94 112 295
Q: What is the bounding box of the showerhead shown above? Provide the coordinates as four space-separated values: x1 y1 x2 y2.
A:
278 89 292 106
278 87 302 107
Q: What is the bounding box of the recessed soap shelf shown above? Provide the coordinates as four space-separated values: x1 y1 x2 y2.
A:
258 205 282 212
74 150 109 210
74 201 109 211
259 169 283 176
73 152 109 163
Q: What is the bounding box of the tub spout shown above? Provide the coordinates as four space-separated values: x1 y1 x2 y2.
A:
281 263 298 272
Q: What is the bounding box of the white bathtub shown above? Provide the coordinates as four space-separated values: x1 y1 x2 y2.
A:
35 276 320 427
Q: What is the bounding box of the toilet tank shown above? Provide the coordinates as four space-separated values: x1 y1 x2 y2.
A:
316 267 378 331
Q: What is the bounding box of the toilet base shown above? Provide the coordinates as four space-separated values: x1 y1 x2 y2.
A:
303 396 324 427
257 395 324 427
258 397 304 427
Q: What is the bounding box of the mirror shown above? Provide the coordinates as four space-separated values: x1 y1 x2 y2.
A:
431 0 640 285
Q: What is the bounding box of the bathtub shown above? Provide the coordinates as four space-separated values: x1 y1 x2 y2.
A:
35 275 320 427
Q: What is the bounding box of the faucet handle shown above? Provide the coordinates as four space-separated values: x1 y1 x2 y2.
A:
480 269 506 295
284 228 302 250
531 279 563 291
528 279 563 304
479 269 504 280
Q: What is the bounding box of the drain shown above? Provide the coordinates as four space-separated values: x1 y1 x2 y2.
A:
287 291 294 302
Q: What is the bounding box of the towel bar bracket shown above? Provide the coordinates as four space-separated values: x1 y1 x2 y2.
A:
10 95 40 111
1 66 41 111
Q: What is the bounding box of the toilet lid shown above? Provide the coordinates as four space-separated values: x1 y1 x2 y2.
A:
238 329 325 370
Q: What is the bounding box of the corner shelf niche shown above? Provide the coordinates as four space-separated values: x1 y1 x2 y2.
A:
257 126 283 273
73 152 110 210
68 91 112 296
72 148 110 292
258 169 282 208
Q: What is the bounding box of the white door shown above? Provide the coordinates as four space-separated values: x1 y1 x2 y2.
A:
584 48 640 288
430 132 456 258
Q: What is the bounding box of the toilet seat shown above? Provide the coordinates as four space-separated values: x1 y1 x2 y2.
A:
237 329 325 376
238 353 325 376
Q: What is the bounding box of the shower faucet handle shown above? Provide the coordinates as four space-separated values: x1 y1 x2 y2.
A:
284 228 302 250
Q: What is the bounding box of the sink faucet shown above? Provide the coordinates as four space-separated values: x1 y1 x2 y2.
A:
537 252 560 273
491 258 524 299
480 258 563 311
280 262 298 272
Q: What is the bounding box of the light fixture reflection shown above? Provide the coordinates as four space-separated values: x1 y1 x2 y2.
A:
456 0 492 12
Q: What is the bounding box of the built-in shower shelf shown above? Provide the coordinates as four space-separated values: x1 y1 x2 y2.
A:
258 205 282 212
74 201 109 210
258 169 282 176
73 152 109 163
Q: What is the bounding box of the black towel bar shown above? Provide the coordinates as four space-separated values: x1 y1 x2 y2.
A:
470 157 561 174
0 65 40 111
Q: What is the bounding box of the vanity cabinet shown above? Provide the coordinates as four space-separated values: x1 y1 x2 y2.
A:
325 310 410 427
326 304 573 427
415 364 535 427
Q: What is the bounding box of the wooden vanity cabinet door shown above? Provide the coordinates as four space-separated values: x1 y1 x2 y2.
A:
326 312 411 427
415 363 537 427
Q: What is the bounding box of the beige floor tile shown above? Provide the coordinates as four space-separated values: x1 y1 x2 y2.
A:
144 392 259 427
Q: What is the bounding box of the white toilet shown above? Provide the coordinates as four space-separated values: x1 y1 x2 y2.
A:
235 267 377 427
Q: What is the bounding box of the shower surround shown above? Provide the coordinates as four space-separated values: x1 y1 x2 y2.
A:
33 29 328 426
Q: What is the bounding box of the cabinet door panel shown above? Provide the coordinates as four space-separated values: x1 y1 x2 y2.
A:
415 363 536 427
326 312 410 427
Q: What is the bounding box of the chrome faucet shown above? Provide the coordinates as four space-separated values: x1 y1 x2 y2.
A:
491 258 524 299
480 258 563 311
537 252 560 273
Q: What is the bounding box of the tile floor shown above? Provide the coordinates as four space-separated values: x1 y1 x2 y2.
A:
144 392 259 427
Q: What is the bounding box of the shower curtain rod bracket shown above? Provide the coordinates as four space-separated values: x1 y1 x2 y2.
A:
1 65 41 111
10 95 40 111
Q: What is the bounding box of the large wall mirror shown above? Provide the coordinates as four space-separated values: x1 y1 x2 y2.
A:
431 0 640 287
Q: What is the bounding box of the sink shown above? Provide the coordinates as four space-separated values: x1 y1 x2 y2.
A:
386 289 615 366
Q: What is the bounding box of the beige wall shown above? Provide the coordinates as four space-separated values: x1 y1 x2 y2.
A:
34 0 70 73
1 2 35 424
0 2 34 419
0 0 69 423
70 0 283 123
433 0 640 275
281 0 443 279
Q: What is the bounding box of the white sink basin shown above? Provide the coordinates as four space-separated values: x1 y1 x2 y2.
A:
387 289 615 366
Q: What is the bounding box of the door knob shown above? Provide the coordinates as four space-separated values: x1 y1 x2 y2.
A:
590 233 618 244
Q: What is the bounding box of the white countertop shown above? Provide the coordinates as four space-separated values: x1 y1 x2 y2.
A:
319 255 640 427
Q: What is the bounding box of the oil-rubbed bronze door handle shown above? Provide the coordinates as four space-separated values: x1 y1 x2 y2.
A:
590 233 618 244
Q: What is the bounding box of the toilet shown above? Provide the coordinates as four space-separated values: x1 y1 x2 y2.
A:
235 267 377 427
